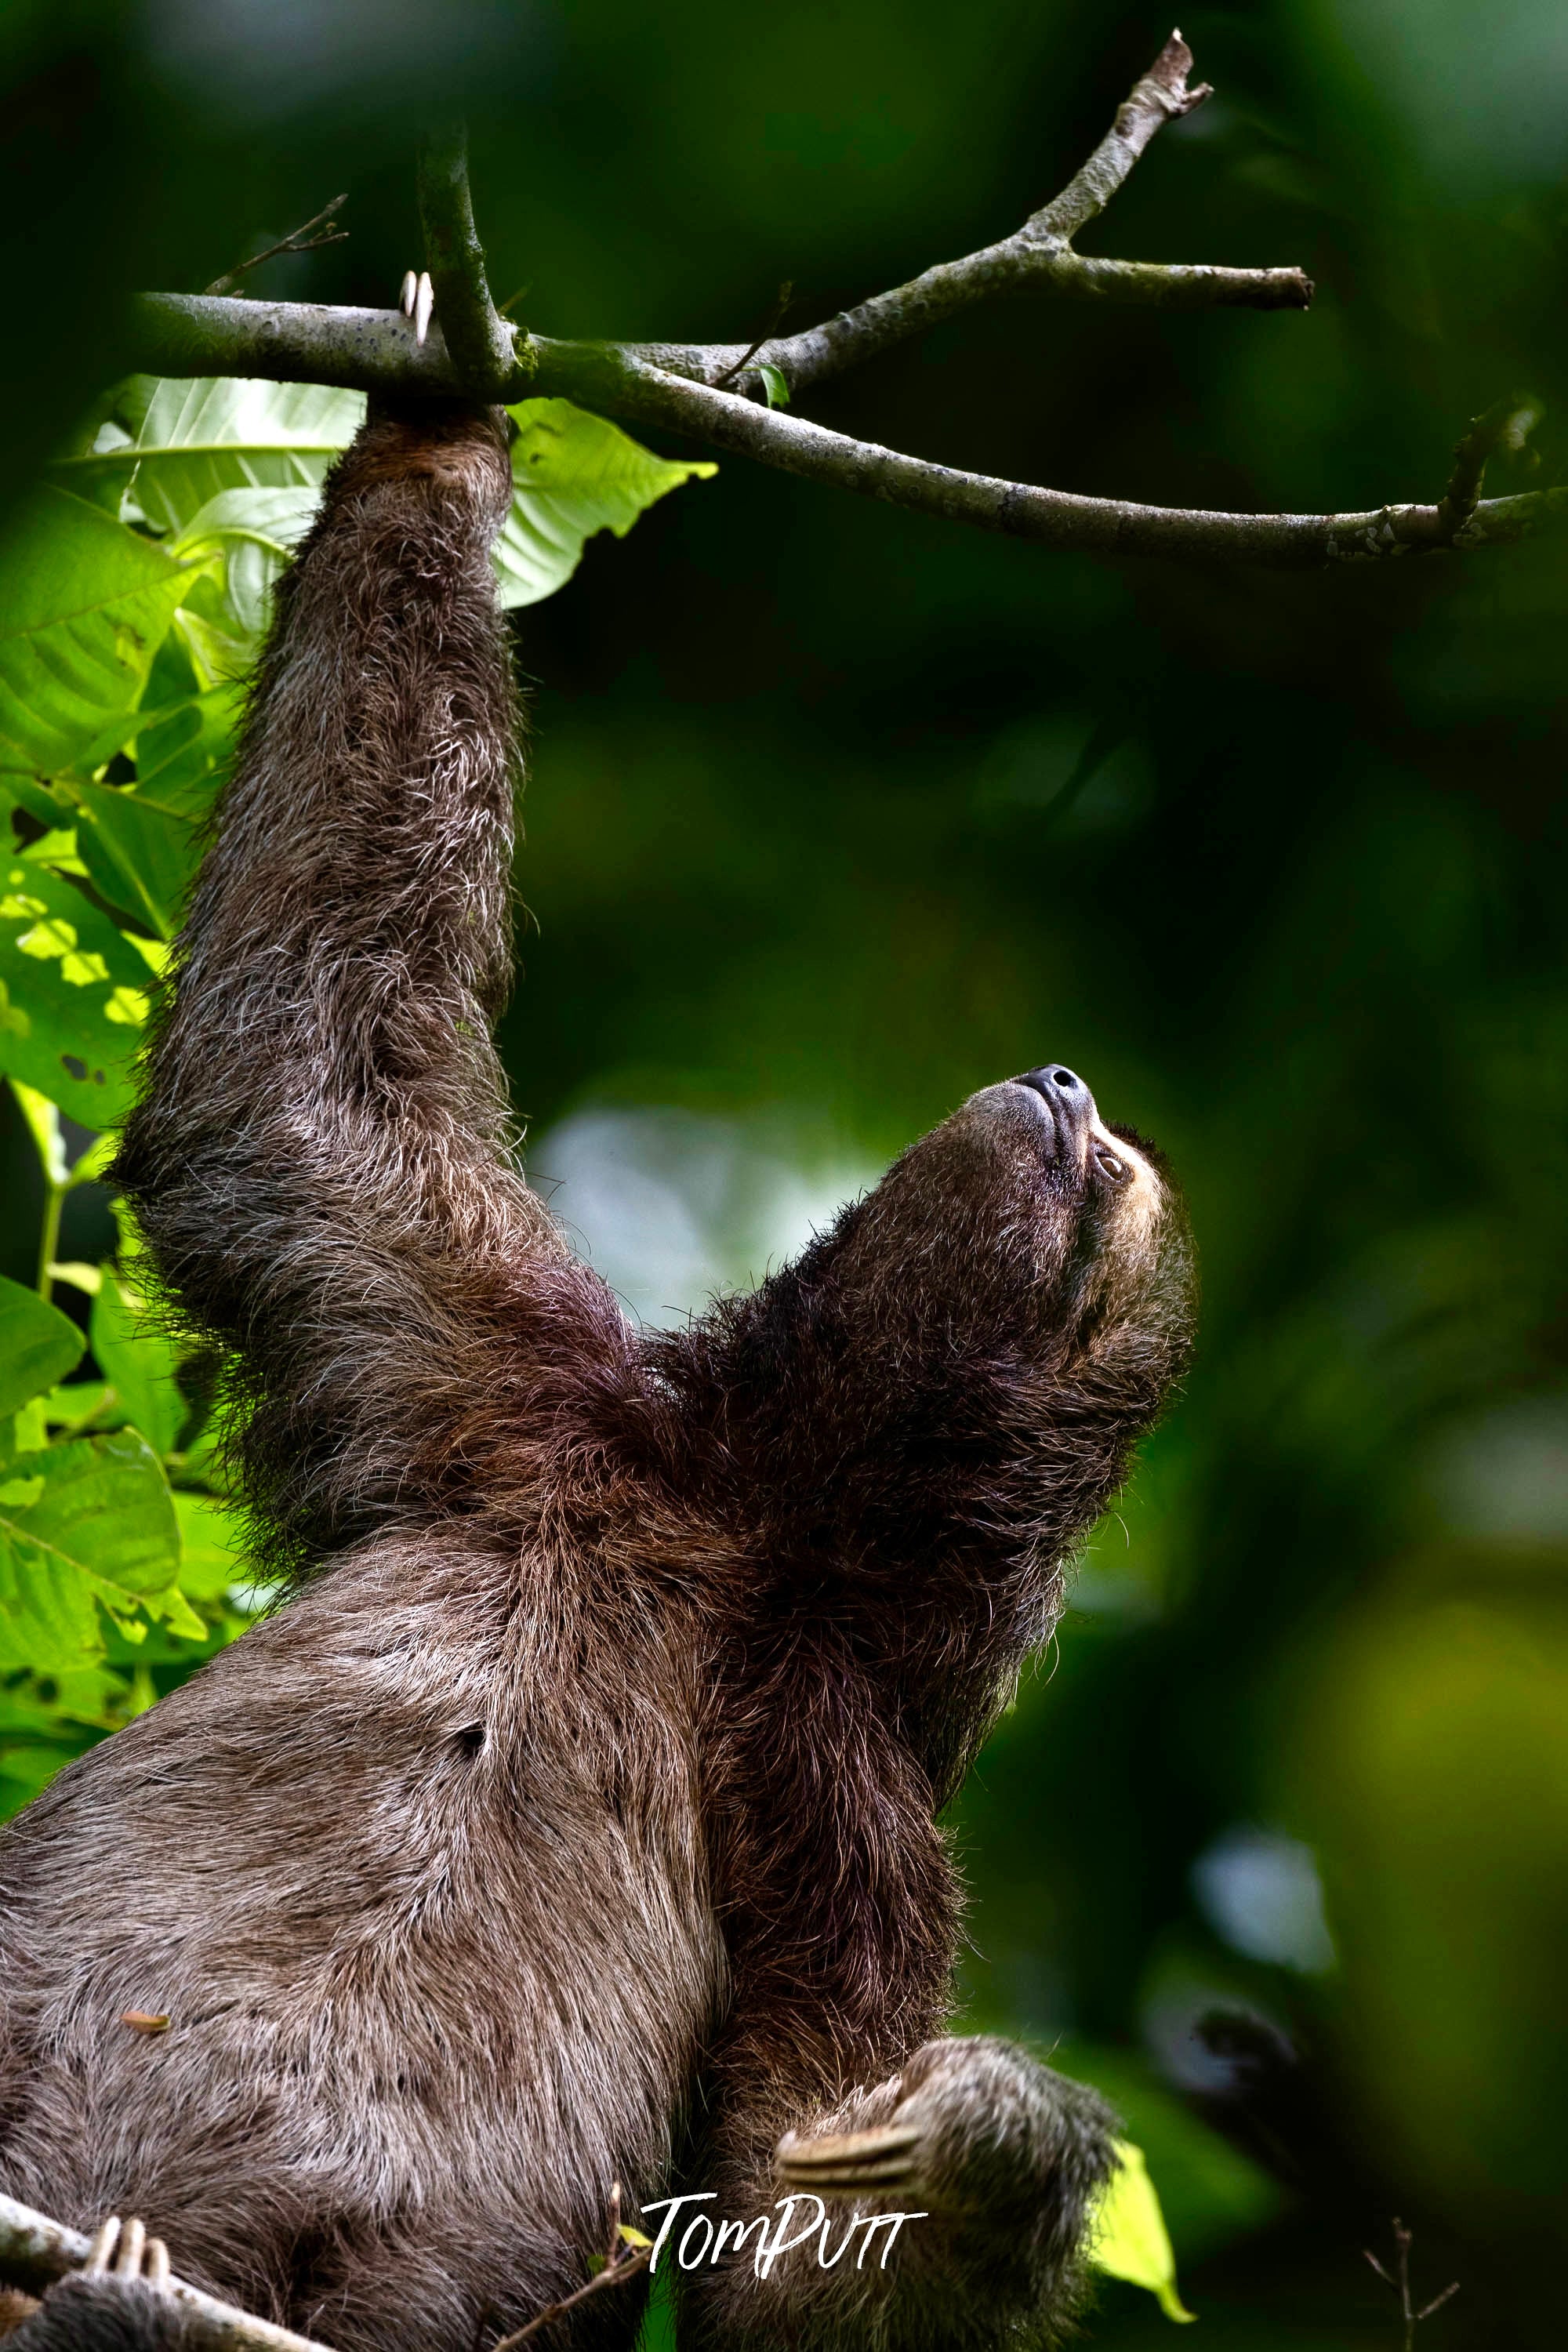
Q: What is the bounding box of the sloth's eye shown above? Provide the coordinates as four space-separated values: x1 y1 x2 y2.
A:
1094 1147 1129 1185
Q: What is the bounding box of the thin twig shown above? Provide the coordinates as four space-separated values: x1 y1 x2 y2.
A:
204 197 350 299
714 281 795 390
416 123 516 396
488 2245 650 2352
1363 2219 1459 2352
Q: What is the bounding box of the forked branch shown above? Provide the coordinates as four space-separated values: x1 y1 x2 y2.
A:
121 31 1561 569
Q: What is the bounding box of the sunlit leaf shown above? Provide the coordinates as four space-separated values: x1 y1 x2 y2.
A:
496 397 717 609
56 377 365 537
757 362 790 408
171 1490 247 1604
1089 2141 1196 2322
0 489 205 775
0 1275 85 1417
0 861 151 1125
0 1430 182 1672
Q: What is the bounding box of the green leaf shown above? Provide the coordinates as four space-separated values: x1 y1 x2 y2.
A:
58 377 365 538
0 860 153 1125
132 685 241 823
497 398 717 609
0 1275 85 1418
171 1490 246 1604
10 1074 69 1185
0 488 205 776
39 1380 113 1431
172 485 320 659
0 1429 181 1672
91 1271 186 1456
757 362 791 408
1089 2141 1196 2322
54 779 197 939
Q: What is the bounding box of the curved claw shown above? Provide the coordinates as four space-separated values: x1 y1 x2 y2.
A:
399 270 418 319
776 2119 923 2194
84 2217 122 2276
414 270 435 346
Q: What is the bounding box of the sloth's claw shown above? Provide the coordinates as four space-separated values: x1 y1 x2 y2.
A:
776 2120 923 2194
399 270 418 319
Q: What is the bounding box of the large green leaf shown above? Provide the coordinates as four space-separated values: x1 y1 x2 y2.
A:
0 489 205 776
91 1271 186 1455
498 398 717 608
0 1429 187 1672
172 485 321 668
62 779 199 938
0 1274 85 1417
0 858 154 1126
59 378 366 538
132 684 241 822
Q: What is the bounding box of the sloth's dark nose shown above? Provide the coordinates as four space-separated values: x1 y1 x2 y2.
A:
1011 1064 1096 1150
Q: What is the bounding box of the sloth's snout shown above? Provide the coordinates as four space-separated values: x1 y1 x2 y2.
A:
1010 1064 1096 1158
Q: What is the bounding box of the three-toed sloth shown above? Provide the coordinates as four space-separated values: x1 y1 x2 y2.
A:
0 399 1194 2352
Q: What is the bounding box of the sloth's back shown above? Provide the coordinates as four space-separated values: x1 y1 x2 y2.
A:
0 1535 719 2350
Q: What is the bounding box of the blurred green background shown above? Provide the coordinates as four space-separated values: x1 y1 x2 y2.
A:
3 0 1567 2344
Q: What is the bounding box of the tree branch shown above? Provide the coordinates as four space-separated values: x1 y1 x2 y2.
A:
1030 27 1212 239
0 2190 336 2352
619 32 1305 402
122 292 1566 566
112 30 1561 571
416 122 516 397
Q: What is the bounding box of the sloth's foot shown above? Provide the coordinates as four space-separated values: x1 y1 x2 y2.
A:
775 2035 1117 2240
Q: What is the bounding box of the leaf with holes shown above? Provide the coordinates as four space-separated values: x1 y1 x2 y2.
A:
0 858 154 1126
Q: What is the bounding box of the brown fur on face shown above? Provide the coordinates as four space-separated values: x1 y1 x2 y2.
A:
0 402 1193 2352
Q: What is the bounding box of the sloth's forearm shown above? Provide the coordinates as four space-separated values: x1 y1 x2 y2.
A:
118 405 567 1559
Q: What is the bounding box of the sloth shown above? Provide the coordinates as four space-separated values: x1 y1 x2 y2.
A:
0 398 1195 2352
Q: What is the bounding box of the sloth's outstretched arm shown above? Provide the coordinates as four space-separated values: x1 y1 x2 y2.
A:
677 2038 1117 2352
117 403 597 1570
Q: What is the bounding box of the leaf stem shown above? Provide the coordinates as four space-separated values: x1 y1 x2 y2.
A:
35 1180 64 1305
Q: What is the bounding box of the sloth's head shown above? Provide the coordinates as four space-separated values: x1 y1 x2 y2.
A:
671 1059 1194 1606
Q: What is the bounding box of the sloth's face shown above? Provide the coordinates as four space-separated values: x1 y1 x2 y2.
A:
675 1057 1193 1602
839 1057 1192 1385
962 1062 1168 1269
